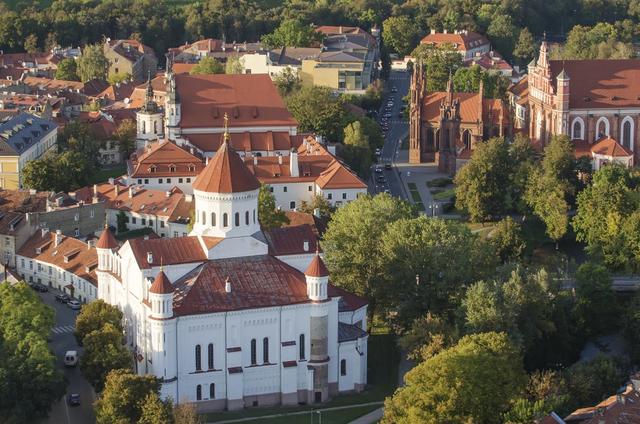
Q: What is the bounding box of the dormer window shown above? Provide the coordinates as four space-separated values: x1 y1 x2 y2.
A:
188 164 196 172
149 165 157 173
169 164 176 173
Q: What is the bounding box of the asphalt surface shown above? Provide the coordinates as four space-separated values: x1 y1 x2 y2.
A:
369 70 410 199
37 288 95 424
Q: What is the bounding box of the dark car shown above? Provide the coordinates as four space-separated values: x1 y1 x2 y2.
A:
384 163 392 170
35 284 49 292
55 293 70 303
67 394 80 406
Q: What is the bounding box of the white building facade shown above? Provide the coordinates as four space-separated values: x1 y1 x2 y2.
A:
95 138 368 411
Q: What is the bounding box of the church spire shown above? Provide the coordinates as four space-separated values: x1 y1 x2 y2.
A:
222 112 230 145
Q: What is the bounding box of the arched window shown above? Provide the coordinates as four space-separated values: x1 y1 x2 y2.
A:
209 383 215 399
462 130 471 149
250 339 257 365
223 213 228 227
263 337 269 363
196 384 202 400
571 118 584 140
299 334 305 360
169 165 176 172
153 120 157 134
195 345 201 371
201 211 206 226
245 211 249 225
142 121 146 134
211 212 216 226
253 209 256 223
234 212 240 227
596 117 610 140
622 117 634 150
208 343 214 369
340 359 347 376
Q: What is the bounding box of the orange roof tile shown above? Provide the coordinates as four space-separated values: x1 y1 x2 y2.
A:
175 73 297 129
549 60 640 109
264 224 319 256
184 132 306 153
129 140 205 178
421 91 508 127
591 137 633 157
149 270 173 294
305 253 329 277
96 227 118 249
315 160 367 189
420 31 489 52
192 140 261 193
17 231 98 284
128 236 206 269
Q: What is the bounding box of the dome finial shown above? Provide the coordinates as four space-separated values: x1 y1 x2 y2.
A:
223 112 230 145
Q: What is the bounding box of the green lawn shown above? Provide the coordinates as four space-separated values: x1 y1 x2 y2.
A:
407 182 417 190
203 334 399 423
432 188 455 201
410 190 422 203
249 404 381 424
89 166 127 185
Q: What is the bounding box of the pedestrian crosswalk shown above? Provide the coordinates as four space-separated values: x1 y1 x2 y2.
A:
51 325 75 335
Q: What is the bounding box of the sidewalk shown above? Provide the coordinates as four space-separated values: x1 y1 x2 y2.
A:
208 401 384 424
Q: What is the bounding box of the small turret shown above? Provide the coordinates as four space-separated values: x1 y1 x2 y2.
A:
96 226 117 271
304 250 329 301
149 269 174 319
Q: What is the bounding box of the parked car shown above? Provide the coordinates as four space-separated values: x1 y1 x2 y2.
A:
377 176 386 183
375 148 381 156
375 167 383 173
67 394 80 406
385 163 392 170
67 300 81 310
55 293 70 303
35 284 48 292
64 350 78 367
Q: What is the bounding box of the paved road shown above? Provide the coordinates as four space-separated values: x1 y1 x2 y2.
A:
369 70 410 199
37 288 95 424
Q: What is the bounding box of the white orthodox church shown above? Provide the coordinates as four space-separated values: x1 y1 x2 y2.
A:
95 124 368 411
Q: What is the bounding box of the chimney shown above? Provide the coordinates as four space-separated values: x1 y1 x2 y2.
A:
108 177 114 185
313 208 321 218
129 187 134 198
114 185 119 196
225 277 231 293
206 157 209 165
443 29 448 34
165 190 171 198
430 29 435 35
41 228 49 237
54 229 62 246
289 149 299 177
185 194 193 202
278 154 283 165
303 240 309 252
253 156 258 165
147 252 153 264
87 239 95 249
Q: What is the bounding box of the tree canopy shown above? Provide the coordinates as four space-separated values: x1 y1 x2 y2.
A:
95 369 162 424
55 58 79 81
190 56 225 75
382 16 419 56
285 86 347 141
77 43 109 82
75 299 123 345
258 184 290 230
80 322 131 392
383 332 527 424
261 19 320 48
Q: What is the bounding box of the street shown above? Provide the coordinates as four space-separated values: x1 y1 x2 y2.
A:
38 288 95 424
369 69 410 199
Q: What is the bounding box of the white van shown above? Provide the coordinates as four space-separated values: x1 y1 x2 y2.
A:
64 350 78 367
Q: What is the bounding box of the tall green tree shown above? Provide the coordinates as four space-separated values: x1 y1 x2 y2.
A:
573 263 618 338
0 282 65 422
382 332 527 424
398 312 459 362
285 86 346 141
55 58 79 81
80 323 131 392
190 56 224 75
77 43 109 82
114 119 137 158
322 193 415 319
75 299 123 345
261 19 320 48
139 393 173 424
411 44 463 92
454 137 512 222
513 28 537 65
489 217 526 263
382 16 419 56
258 184 290 230
273 67 300 97
225 55 244 74
95 369 162 424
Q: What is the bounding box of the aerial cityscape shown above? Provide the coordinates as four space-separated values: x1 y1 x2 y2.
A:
1 0 640 423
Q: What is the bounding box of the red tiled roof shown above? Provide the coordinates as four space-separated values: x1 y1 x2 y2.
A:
77 111 117 139
128 236 206 269
549 60 640 109
175 73 297 129
96 227 118 249
421 91 508 126
17 231 98 284
305 253 329 277
192 140 261 193
328 284 368 312
591 136 633 157
129 140 205 178
420 31 489 52
315 159 367 189
185 132 306 153
149 270 173 294
264 224 319 256
284 211 328 236
172 255 310 315
173 63 195 74
509 75 528 97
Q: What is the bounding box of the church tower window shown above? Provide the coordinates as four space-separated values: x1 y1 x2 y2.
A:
571 118 584 140
263 337 269 363
250 339 257 365
299 334 305 360
207 343 214 369
622 117 634 150
235 212 240 227
196 384 202 400
211 213 216 226
223 213 228 227
195 345 201 371
245 211 249 225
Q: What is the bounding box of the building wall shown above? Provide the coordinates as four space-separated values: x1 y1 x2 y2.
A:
0 156 19 189
38 202 105 238
0 216 36 268
242 53 295 78
16 128 57 188
127 175 196 195
317 187 366 207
